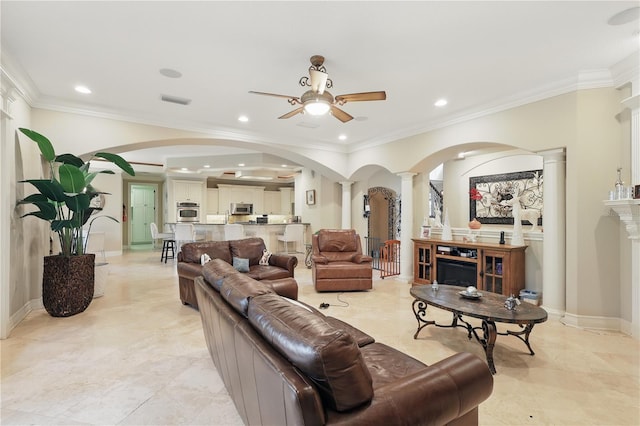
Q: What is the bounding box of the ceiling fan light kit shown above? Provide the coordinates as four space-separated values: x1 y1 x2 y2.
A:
250 55 386 123
302 90 333 116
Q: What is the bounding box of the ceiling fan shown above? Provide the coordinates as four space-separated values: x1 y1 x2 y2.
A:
249 55 386 123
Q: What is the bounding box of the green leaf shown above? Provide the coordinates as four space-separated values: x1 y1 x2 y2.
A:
58 164 86 194
19 128 55 161
95 152 135 176
22 179 66 202
21 202 57 221
55 153 84 168
18 193 49 204
64 192 90 212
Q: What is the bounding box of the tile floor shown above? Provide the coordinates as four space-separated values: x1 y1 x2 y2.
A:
1 247 639 425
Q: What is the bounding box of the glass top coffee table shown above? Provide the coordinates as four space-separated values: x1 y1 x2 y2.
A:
410 284 548 374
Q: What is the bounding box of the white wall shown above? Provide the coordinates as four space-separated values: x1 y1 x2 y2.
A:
5 95 46 331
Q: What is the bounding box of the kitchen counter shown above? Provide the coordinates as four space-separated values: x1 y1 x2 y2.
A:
165 222 310 253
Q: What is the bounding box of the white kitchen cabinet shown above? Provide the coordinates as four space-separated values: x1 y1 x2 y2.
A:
263 191 281 214
280 187 293 215
218 184 265 213
174 180 204 203
252 188 264 213
206 188 219 214
165 179 205 222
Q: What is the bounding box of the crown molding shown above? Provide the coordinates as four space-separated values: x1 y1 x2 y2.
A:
349 69 614 154
0 50 38 106
29 97 351 156
611 51 640 93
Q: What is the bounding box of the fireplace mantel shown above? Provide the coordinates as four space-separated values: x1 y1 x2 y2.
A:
604 199 640 240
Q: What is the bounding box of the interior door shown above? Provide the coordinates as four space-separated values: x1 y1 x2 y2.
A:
130 184 156 244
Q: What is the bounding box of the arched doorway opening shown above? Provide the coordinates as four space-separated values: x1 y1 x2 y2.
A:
365 186 399 272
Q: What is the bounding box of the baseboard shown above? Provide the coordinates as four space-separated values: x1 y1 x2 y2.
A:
560 312 624 334
7 298 43 336
619 319 639 338
540 305 565 319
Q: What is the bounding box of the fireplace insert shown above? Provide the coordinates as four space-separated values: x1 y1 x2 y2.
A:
437 258 477 287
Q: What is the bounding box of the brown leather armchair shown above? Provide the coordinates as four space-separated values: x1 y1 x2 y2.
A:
312 229 373 291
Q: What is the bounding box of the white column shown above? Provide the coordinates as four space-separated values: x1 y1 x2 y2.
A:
622 96 639 186
618 95 640 338
539 148 566 316
397 172 416 282
340 181 353 229
1 72 17 339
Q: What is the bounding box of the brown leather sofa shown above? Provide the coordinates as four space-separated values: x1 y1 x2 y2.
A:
195 258 494 426
312 229 373 291
177 237 298 309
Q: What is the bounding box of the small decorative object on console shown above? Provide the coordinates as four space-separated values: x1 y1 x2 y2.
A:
468 218 482 229
504 294 521 310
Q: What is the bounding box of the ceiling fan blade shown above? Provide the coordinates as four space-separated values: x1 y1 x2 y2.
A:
330 105 354 123
278 107 304 119
334 91 387 104
249 91 300 101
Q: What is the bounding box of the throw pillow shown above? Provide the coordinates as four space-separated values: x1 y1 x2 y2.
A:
259 249 272 266
233 257 250 273
200 253 212 265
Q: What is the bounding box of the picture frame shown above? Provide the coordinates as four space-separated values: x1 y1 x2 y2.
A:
469 170 543 225
635 185 640 199
421 226 431 238
306 189 316 205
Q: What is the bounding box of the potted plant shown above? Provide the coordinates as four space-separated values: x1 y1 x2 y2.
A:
17 128 135 317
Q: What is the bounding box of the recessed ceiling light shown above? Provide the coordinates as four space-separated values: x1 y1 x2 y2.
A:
75 85 91 94
203 164 210 168
338 134 347 141
238 115 249 122
281 164 287 167
238 163 245 167
159 68 182 78
434 99 448 107
181 167 188 171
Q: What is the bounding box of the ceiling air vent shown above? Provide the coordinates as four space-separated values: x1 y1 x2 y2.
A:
161 94 191 106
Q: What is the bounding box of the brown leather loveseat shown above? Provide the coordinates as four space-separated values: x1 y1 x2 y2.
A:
195 258 494 425
312 229 373 291
177 237 298 308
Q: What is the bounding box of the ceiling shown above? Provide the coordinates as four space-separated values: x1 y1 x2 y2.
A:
2 1 639 183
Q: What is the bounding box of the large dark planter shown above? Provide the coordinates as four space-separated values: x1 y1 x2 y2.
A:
43 254 95 317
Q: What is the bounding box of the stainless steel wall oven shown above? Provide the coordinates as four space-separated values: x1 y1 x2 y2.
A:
176 202 200 223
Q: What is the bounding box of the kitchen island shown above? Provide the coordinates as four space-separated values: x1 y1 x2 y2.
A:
165 222 311 253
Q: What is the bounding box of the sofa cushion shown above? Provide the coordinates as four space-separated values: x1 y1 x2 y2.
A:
220 273 274 317
248 293 374 412
229 237 266 266
246 264 292 281
181 241 232 264
202 258 239 291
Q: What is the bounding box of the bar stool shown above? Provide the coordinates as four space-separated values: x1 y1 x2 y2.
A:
150 223 175 263
161 239 176 263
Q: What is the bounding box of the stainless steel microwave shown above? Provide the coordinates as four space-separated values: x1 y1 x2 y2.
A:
230 203 253 215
